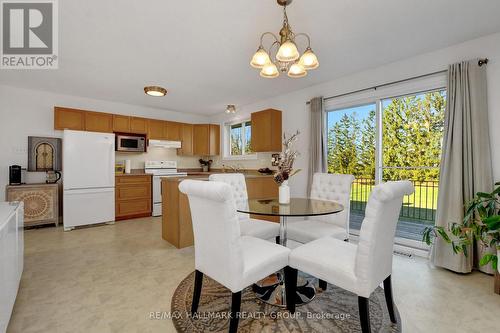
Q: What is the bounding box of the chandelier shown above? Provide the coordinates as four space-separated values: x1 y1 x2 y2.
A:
250 0 319 79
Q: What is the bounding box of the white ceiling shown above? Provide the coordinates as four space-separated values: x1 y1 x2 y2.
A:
2 0 500 115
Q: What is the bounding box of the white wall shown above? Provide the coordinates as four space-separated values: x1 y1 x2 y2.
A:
0 85 210 201
210 32 500 197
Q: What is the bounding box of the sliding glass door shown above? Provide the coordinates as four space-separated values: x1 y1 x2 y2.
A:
326 103 376 233
326 89 446 244
380 90 445 241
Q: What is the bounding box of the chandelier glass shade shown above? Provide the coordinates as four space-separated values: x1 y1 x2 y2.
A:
250 1 319 79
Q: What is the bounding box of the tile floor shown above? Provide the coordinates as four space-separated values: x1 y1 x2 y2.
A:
7 217 500 333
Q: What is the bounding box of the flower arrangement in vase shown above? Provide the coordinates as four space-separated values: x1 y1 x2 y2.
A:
273 131 301 204
199 158 213 172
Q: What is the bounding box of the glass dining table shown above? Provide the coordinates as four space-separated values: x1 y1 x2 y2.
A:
236 197 344 307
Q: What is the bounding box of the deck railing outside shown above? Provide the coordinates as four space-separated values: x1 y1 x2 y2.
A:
350 177 439 224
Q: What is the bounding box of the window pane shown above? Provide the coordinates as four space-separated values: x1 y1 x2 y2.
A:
230 123 243 155
245 121 252 154
382 90 446 181
381 90 446 240
326 104 376 178
327 103 376 234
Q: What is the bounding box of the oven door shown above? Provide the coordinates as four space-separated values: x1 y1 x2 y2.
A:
152 176 162 204
152 176 162 216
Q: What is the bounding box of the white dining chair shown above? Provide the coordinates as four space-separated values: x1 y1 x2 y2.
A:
287 173 354 243
209 173 280 241
179 179 290 333
284 181 414 333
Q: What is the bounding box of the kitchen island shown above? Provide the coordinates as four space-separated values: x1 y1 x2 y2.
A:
161 172 278 248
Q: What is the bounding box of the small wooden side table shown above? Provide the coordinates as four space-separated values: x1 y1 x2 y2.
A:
6 183 59 227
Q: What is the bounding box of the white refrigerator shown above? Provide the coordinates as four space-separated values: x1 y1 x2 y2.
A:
63 130 115 231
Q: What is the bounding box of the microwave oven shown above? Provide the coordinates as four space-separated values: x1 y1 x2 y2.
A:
115 134 146 152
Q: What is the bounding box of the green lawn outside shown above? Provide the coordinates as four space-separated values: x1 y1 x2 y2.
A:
350 179 439 222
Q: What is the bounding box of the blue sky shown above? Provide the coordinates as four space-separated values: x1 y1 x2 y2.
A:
327 103 375 130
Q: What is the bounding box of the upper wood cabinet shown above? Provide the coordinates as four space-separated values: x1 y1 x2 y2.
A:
193 124 220 156
209 124 220 156
54 107 85 130
130 117 148 134
251 109 282 152
165 121 182 141
193 124 209 155
178 123 193 155
53 108 221 156
147 119 166 140
84 111 113 133
112 115 130 132
113 115 148 134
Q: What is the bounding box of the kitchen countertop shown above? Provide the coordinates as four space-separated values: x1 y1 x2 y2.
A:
115 169 152 176
162 172 274 182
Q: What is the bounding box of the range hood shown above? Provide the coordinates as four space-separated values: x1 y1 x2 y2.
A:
148 139 182 149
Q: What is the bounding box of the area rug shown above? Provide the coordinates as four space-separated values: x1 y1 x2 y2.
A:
171 272 402 333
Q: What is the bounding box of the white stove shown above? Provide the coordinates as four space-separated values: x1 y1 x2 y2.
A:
145 161 187 216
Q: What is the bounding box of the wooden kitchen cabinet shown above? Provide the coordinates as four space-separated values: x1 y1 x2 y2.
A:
112 114 131 132
178 123 193 155
193 124 220 156
251 109 282 152
162 175 278 249
115 175 152 220
147 119 166 140
54 107 85 130
130 117 148 134
246 177 279 222
84 111 113 133
209 124 220 155
165 121 182 141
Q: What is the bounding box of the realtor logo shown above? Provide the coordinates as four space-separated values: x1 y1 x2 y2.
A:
1 0 58 69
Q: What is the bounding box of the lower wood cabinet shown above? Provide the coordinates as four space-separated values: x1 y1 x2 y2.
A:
246 177 279 223
162 175 278 249
115 175 152 220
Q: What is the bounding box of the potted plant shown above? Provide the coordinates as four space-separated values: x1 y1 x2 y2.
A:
422 182 500 273
199 159 213 172
273 131 301 205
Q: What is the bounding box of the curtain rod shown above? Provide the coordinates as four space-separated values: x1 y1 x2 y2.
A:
306 58 489 105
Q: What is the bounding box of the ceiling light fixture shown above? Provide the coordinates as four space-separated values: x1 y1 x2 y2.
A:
225 104 236 114
144 86 167 97
250 0 319 79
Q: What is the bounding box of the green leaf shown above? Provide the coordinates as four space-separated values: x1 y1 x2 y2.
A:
483 216 500 231
477 192 493 198
436 228 452 243
479 254 495 267
462 244 468 257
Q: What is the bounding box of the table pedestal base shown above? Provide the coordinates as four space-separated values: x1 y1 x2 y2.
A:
252 271 316 307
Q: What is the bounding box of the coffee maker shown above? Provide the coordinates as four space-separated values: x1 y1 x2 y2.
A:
9 165 22 185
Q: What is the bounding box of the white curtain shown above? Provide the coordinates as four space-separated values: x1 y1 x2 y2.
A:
431 59 493 273
307 97 327 194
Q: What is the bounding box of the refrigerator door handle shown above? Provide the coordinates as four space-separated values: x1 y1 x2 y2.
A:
64 187 114 195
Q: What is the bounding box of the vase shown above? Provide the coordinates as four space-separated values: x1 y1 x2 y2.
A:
279 181 290 205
